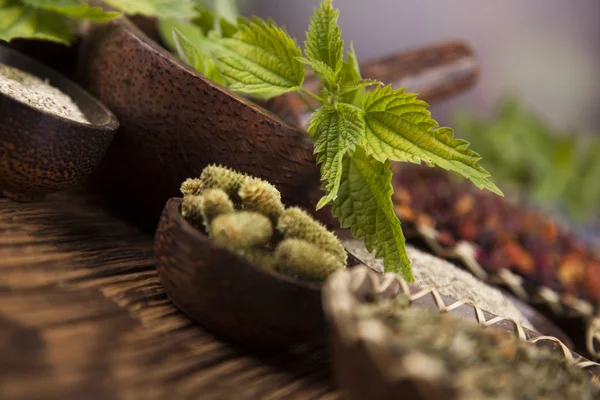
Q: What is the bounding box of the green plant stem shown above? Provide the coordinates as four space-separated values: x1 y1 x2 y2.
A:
298 87 323 104
296 91 316 112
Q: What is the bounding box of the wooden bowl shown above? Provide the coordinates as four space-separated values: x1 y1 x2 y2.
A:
78 18 321 231
322 267 600 400
77 17 479 232
0 46 119 202
154 197 369 347
323 267 600 400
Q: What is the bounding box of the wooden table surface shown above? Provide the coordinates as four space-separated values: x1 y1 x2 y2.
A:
0 189 339 400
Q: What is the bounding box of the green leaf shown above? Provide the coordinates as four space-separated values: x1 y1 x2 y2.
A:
363 85 503 195
308 103 364 208
305 0 343 76
296 56 337 86
219 16 238 37
104 0 196 19
214 0 238 24
173 28 225 85
578 143 600 215
0 0 73 44
214 18 305 99
339 41 364 107
454 96 600 221
22 0 120 21
158 18 205 53
193 2 239 37
332 148 412 281
339 78 382 95
216 15 249 38
192 9 215 35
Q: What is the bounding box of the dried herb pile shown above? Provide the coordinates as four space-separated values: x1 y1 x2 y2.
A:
392 164 600 303
358 296 599 399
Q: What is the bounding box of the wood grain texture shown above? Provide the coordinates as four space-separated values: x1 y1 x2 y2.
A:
0 189 339 400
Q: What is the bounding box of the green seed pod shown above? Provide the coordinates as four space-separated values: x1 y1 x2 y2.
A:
274 239 344 283
180 178 203 196
181 195 204 228
233 247 276 269
200 164 250 202
277 207 347 265
211 211 273 248
199 188 234 232
239 178 285 223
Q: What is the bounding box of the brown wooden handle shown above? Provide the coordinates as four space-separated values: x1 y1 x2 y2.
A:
354 40 478 103
275 41 478 128
311 40 479 101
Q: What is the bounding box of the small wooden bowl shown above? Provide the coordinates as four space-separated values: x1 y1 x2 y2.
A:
0 46 119 201
154 197 368 347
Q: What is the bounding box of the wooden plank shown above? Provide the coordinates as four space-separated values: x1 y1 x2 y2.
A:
0 189 338 400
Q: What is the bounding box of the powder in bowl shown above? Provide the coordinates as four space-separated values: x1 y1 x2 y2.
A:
0 63 88 124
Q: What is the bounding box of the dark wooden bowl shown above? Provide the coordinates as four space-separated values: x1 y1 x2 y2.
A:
0 46 119 202
77 17 479 232
322 267 600 400
155 197 375 347
154 198 333 347
78 18 322 231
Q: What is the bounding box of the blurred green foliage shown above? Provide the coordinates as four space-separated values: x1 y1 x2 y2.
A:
454 97 600 222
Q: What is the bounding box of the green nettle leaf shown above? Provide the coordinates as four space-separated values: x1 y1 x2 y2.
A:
332 148 412 281
0 0 73 44
192 6 239 37
339 78 382 95
363 85 503 195
296 57 338 86
158 18 205 54
173 28 225 85
308 103 364 208
218 16 238 37
104 0 196 20
192 9 215 35
214 19 305 98
455 97 599 221
578 143 600 213
339 42 365 107
214 0 238 25
22 0 120 21
215 15 250 38
305 0 343 77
